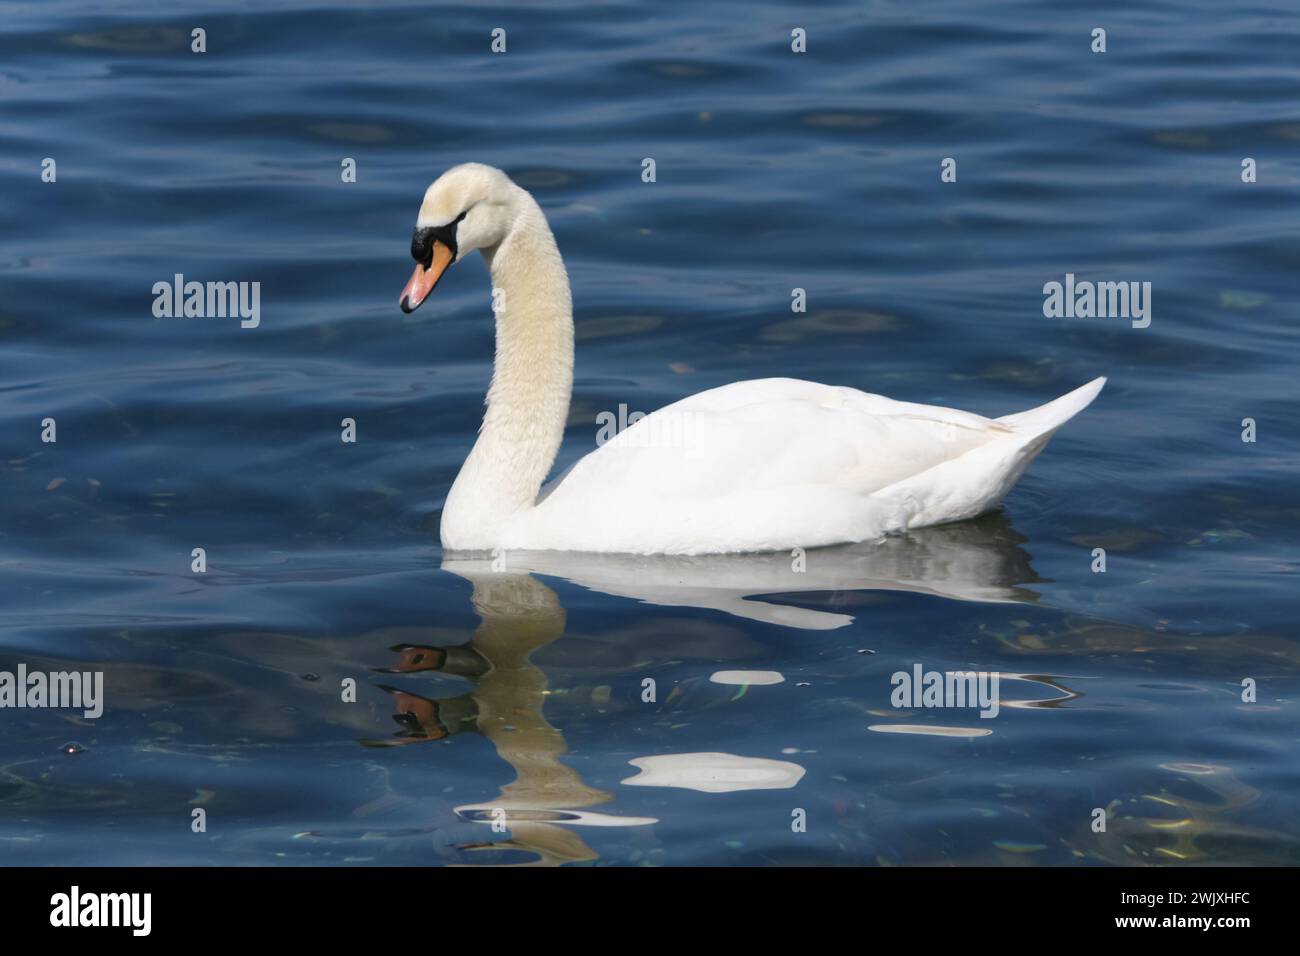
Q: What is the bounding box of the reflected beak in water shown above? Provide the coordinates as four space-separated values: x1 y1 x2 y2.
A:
399 239 454 313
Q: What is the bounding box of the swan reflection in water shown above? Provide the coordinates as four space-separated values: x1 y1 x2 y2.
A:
360 514 1047 865
447 512 1045 631
365 570 639 866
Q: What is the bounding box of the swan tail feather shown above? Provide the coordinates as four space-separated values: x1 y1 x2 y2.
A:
995 376 1106 438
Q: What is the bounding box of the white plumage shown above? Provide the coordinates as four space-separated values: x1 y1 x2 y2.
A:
515 375 1105 553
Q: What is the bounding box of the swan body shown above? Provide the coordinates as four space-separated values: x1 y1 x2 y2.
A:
400 163 1105 556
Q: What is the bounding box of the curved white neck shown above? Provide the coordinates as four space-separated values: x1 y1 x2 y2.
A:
441 199 574 550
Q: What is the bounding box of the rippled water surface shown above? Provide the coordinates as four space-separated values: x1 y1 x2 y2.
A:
2 1 1299 865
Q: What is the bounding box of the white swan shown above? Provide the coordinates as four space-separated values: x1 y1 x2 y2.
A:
400 163 1105 556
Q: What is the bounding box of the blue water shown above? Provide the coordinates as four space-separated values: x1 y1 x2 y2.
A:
2 0 1298 865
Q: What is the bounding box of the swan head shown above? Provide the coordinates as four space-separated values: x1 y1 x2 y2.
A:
399 163 519 313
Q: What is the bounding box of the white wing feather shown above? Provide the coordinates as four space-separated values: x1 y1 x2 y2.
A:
501 377 1102 554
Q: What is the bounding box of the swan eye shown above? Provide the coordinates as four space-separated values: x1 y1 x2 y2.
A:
410 210 469 267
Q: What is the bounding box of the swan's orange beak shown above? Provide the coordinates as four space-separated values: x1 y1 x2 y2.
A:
399 239 454 313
